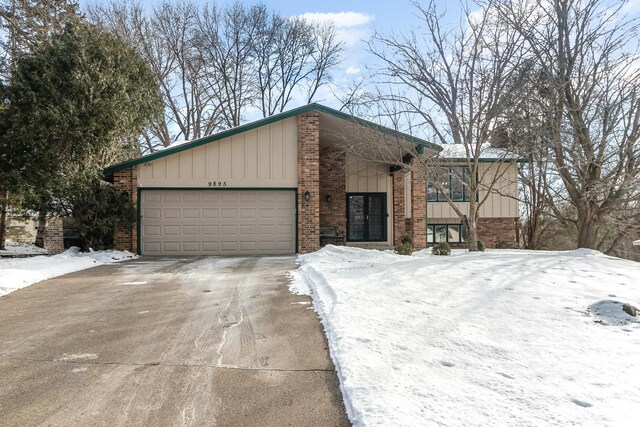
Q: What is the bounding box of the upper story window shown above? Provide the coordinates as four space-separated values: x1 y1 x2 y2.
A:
427 167 474 202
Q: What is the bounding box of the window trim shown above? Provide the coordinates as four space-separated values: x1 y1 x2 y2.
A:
426 224 466 244
426 167 478 202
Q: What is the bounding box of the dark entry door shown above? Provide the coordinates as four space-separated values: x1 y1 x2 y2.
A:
347 193 387 242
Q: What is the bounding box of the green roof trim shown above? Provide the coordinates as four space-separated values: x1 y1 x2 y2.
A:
437 157 529 163
103 103 442 175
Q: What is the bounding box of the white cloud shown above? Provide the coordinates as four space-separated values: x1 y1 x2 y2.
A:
345 65 361 75
298 11 374 47
298 11 373 28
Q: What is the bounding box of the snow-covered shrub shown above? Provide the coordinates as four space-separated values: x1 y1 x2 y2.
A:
432 242 451 255
477 240 485 252
395 243 413 255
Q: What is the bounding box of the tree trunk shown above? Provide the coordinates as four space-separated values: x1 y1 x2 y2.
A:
576 209 599 249
0 189 8 250
35 211 47 248
463 215 479 251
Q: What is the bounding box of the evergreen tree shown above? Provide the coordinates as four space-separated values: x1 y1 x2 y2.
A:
1 21 162 248
0 0 78 249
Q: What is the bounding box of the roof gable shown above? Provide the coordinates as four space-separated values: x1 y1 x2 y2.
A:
104 103 442 175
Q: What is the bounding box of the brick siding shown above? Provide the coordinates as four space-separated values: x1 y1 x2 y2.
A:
113 167 137 253
393 170 406 245
43 217 64 254
319 146 346 237
478 217 517 248
410 171 427 250
297 112 321 253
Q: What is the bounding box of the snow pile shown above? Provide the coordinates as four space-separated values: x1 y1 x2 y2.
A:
290 245 640 426
0 241 49 256
0 247 136 297
438 142 520 160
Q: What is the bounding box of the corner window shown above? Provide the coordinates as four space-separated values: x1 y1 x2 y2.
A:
427 167 473 202
427 224 466 244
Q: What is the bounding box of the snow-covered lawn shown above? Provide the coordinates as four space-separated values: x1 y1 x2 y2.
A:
0 241 49 256
290 246 640 426
0 247 136 297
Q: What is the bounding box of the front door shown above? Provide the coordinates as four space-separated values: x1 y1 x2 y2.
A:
347 193 387 242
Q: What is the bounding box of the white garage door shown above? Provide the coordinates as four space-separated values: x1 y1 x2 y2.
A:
140 190 296 255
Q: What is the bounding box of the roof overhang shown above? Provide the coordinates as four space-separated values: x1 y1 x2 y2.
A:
103 103 441 175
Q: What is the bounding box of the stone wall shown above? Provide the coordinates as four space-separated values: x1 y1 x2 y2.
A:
113 167 137 253
297 112 321 253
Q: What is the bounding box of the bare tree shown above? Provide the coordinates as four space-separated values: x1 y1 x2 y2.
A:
87 1 221 151
365 0 526 250
253 16 343 116
491 0 640 249
88 1 343 147
194 3 257 129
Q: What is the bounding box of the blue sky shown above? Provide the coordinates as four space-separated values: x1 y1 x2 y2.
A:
78 0 462 107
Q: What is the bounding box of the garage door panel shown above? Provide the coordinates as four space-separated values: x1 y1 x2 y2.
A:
202 225 219 235
183 192 200 203
164 193 180 203
162 225 179 236
163 242 180 252
144 225 161 236
142 189 295 256
182 242 200 252
144 242 161 253
202 242 219 251
163 209 180 219
202 208 218 218
183 225 200 235
202 192 220 203
183 208 200 219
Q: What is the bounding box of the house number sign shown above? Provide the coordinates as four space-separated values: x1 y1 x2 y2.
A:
208 181 228 187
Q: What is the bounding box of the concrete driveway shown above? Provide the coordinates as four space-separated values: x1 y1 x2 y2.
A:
0 256 349 426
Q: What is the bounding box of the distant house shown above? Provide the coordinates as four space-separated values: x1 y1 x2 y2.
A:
102 103 521 256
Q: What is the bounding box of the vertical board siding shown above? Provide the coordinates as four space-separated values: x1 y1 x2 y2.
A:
138 117 298 187
428 163 519 219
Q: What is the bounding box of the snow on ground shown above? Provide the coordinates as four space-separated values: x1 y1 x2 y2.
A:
0 241 49 256
290 245 640 426
0 247 136 297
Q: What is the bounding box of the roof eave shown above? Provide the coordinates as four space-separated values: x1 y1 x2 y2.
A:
103 103 442 175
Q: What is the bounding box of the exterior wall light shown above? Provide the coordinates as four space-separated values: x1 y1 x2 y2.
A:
303 191 311 202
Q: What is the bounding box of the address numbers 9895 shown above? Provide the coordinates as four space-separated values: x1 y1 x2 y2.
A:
208 181 227 187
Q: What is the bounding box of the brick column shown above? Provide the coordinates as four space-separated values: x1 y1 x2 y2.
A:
392 170 406 245
410 170 427 250
319 147 346 236
43 217 64 254
297 112 320 253
113 167 137 253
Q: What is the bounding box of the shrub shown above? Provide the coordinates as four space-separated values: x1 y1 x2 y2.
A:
495 240 508 249
400 234 412 245
395 243 413 256
477 240 485 252
432 242 451 255
71 180 136 251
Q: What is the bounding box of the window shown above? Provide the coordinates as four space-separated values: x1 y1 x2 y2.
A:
427 167 474 202
426 224 466 244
